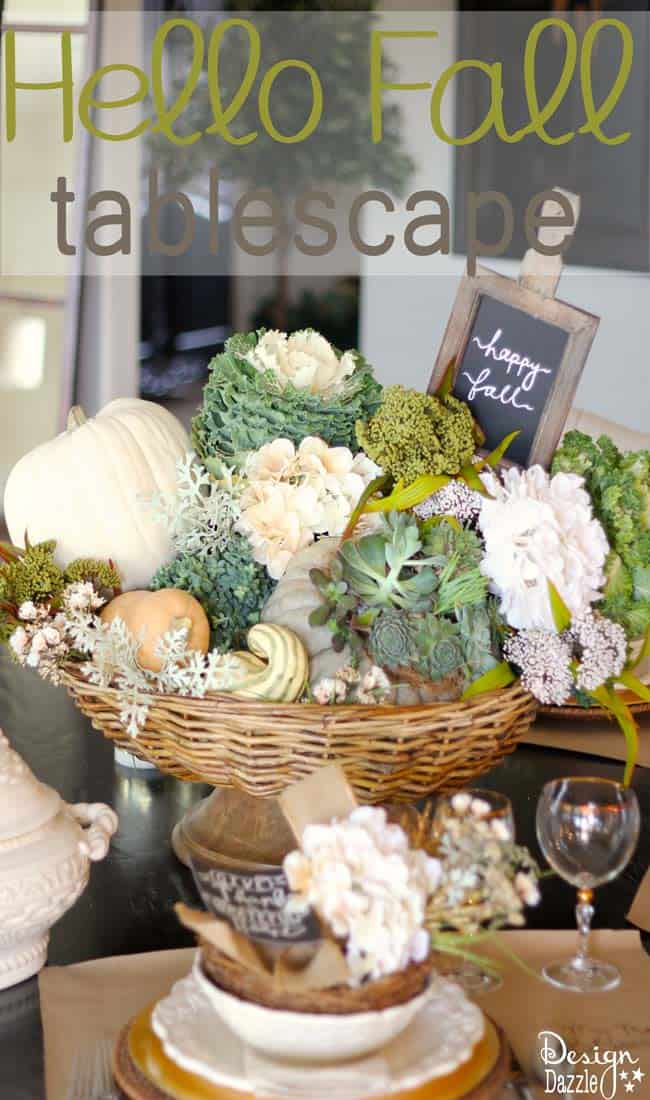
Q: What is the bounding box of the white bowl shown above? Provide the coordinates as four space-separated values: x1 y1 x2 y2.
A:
192 955 431 1063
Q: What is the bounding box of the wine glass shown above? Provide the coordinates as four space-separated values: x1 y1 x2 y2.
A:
433 789 515 994
536 777 640 993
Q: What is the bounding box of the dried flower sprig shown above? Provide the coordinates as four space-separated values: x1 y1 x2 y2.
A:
424 794 541 940
8 581 106 686
311 663 392 705
504 630 574 706
504 609 629 708
74 613 243 737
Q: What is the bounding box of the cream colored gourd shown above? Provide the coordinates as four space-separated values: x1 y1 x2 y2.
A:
262 540 452 706
226 624 308 703
3 399 188 591
101 589 210 673
261 539 341 667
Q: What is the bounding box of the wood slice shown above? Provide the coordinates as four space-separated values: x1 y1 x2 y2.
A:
113 1014 512 1100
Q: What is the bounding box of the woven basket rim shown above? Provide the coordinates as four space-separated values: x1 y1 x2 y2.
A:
61 661 529 715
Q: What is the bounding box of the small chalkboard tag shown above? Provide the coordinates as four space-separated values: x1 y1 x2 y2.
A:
190 858 321 944
453 295 569 466
428 262 599 469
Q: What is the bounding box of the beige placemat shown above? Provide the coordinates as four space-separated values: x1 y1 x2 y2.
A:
476 931 650 1099
39 932 650 1100
523 714 650 768
39 947 195 1100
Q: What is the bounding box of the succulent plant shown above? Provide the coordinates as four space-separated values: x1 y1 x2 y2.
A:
368 609 419 671
338 512 437 611
309 513 504 690
308 557 361 654
456 603 501 680
414 615 466 681
422 521 483 574
434 556 488 617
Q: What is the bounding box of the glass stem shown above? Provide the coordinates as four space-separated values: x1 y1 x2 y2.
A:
574 887 594 970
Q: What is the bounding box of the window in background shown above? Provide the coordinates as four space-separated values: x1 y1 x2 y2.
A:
0 1 92 514
454 6 649 272
139 2 360 417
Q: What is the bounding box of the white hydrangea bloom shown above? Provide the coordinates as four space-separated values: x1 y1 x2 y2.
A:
478 466 608 631
245 438 298 483
283 806 442 984
239 436 382 577
237 481 320 580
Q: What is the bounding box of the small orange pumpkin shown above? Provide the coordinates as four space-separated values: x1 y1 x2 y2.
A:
101 588 210 672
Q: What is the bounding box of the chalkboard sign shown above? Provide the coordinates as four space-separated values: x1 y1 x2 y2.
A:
429 265 599 469
191 858 321 944
453 296 569 466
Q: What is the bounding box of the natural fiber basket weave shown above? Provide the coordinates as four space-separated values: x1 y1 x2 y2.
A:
62 665 535 801
199 941 436 1014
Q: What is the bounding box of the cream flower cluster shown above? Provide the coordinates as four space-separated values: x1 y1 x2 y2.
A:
8 583 104 685
283 807 442 984
246 330 357 395
478 466 608 631
237 437 381 579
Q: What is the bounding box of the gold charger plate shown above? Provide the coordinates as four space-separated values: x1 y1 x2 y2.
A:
113 1005 509 1100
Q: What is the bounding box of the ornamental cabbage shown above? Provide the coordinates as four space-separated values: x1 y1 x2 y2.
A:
192 331 382 473
551 431 650 639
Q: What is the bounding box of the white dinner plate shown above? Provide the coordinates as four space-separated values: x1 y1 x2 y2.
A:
151 967 485 1099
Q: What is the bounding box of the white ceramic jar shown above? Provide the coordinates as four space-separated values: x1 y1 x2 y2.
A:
0 730 118 990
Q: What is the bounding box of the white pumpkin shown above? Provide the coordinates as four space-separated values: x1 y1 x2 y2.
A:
3 399 188 591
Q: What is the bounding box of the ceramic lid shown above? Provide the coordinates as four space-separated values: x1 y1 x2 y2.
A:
0 731 62 843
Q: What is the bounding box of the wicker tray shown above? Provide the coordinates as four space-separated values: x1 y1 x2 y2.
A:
539 691 650 721
62 666 535 802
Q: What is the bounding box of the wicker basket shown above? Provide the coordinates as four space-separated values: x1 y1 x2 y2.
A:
199 940 435 1014
61 665 535 801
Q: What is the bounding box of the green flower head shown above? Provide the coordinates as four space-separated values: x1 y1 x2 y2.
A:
0 540 64 609
356 386 475 485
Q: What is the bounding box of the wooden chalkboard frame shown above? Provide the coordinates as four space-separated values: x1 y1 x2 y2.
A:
428 265 600 469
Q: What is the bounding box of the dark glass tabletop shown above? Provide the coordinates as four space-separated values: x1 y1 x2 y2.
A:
1 655 648 1100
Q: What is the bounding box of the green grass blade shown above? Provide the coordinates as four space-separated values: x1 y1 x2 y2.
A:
619 670 650 703
590 683 638 786
547 580 572 633
461 661 516 701
364 474 451 513
341 474 391 541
